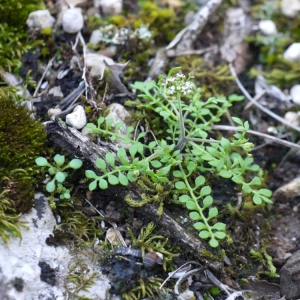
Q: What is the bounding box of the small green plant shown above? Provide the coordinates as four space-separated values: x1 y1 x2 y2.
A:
85 67 272 248
128 221 178 271
0 190 28 245
35 154 83 199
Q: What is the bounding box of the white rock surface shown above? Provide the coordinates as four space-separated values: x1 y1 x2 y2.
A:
66 105 87 129
89 29 102 45
94 0 122 15
290 84 300 104
283 43 300 62
85 53 114 76
106 103 131 147
258 20 277 35
62 7 84 33
48 86 64 97
0 193 112 300
281 0 300 17
284 111 300 126
26 10 55 30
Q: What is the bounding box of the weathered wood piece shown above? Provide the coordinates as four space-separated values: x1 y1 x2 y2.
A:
45 118 222 271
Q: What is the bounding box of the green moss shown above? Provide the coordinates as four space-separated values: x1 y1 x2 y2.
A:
0 88 46 213
0 0 45 29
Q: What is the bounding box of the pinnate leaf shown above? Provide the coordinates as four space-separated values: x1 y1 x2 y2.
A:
36 157 49 167
89 180 97 191
46 181 56 193
193 222 206 231
85 170 96 179
186 200 197 210
175 181 187 190
55 172 66 183
208 207 218 219
189 212 201 220
96 158 106 172
68 159 83 169
108 175 119 185
118 173 129 186
200 186 211 197
202 196 213 208
179 195 191 203
54 154 65 167
106 152 115 167
99 178 108 189
199 230 210 239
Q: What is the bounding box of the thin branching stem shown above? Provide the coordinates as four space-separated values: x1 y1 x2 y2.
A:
213 124 300 150
229 63 300 133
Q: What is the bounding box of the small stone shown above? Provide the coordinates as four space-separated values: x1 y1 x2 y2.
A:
258 20 277 35
281 0 300 17
62 8 84 33
95 0 123 15
89 29 102 45
284 111 300 126
106 103 131 147
66 105 87 129
85 53 114 76
290 84 300 104
26 10 55 31
283 43 300 62
48 86 64 97
48 108 62 117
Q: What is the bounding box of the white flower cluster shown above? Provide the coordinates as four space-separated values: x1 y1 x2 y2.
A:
161 72 194 95
97 24 152 45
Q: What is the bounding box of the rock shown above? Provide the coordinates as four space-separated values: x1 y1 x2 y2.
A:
62 7 84 33
26 10 55 31
281 0 300 17
258 20 277 35
106 103 131 147
0 193 113 300
283 43 300 62
48 86 64 98
290 84 300 105
284 111 300 126
66 105 87 129
89 29 102 45
85 53 114 76
273 177 300 201
280 250 300 299
94 0 123 15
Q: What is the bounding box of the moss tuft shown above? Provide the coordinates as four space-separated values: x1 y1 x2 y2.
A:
0 88 46 213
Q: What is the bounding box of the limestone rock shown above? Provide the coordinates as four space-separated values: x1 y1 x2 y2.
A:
66 105 87 130
85 53 114 76
62 7 84 33
281 0 300 17
283 43 300 62
258 20 277 35
26 10 55 31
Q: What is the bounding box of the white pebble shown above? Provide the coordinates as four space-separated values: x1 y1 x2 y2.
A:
283 43 300 62
290 84 300 105
26 10 55 31
258 20 277 35
85 53 114 76
66 105 87 129
89 29 102 45
281 0 300 17
95 0 123 15
284 111 300 126
62 8 84 33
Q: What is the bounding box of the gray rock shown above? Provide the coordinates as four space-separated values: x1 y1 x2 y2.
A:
26 10 55 31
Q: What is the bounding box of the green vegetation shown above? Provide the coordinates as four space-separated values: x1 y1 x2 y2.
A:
0 88 46 244
36 154 83 201
83 67 272 248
